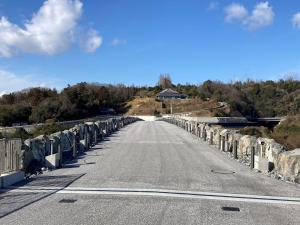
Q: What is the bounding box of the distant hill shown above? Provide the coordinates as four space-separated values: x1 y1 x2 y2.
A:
174 79 300 118
0 79 299 126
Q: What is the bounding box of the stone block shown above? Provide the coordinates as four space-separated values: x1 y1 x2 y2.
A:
275 149 300 183
254 156 271 173
45 153 60 169
0 171 25 188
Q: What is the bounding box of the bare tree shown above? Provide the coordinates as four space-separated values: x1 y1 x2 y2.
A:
283 72 299 81
158 74 172 89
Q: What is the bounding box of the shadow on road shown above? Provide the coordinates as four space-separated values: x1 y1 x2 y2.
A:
0 174 85 219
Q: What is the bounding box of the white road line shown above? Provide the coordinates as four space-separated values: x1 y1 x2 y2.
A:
112 141 184 144
2 187 300 205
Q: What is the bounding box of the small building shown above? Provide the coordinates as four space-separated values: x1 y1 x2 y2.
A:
156 89 188 100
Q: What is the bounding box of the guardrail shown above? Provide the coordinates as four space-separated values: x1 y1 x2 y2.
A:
0 138 23 175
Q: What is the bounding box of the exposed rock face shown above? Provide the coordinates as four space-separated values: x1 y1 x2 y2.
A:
275 149 300 182
238 135 257 156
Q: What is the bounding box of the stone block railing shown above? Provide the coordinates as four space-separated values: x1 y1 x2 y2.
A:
22 116 138 172
163 116 300 183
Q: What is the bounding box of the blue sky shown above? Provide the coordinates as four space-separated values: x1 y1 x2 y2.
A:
0 0 300 94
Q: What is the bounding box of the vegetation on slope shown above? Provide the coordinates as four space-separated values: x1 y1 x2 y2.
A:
0 83 138 126
0 77 299 126
0 123 72 140
239 115 300 150
271 115 300 150
239 126 270 139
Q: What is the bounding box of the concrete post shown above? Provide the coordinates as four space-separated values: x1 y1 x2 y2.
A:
226 134 229 152
233 140 238 159
104 123 107 137
87 128 91 149
251 146 255 169
94 129 98 144
50 140 54 155
106 122 110 135
99 126 103 141
72 133 77 158
210 132 213 145
59 133 63 167
43 137 47 157
221 136 225 151
84 125 88 151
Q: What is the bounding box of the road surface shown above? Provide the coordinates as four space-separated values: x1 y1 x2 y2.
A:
1 121 300 225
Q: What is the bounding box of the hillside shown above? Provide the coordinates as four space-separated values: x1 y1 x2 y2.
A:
0 79 299 126
125 97 231 116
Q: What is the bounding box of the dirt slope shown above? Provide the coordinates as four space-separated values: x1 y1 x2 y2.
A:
125 97 230 116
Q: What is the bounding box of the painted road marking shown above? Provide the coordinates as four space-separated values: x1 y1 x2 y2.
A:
2 187 300 205
112 141 184 144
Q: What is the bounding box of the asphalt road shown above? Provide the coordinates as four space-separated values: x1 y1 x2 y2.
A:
1 121 300 225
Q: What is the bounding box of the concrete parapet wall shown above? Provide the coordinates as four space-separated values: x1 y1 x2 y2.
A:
164 116 300 183
165 115 248 124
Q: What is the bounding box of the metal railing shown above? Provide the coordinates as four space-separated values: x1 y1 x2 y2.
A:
0 138 22 175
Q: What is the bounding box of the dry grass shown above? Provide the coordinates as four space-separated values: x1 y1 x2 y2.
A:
238 116 300 150
239 126 270 138
125 97 229 116
125 97 166 115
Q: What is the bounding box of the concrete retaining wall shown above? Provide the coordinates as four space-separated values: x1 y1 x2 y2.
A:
163 116 300 183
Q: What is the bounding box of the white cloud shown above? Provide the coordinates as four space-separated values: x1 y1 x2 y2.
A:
0 91 6 96
224 1 274 31
0 69 62 94
292 12 300 29
207 2 219 11
225 3 248 22
244 2 274 31
110 38 127 47
81 29 102 53
0 0 102 57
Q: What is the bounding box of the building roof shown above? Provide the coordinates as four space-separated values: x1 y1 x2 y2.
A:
156 89 187 98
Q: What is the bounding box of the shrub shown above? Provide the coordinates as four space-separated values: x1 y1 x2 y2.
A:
271 115 300 150
32 123 71 137
10 128 33 140
240 126 270 138
0 104 31 126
